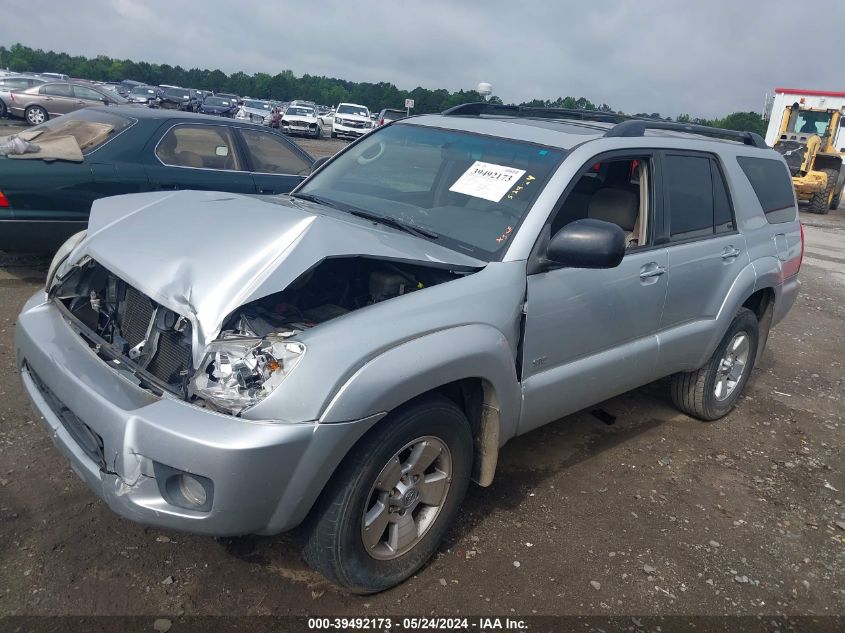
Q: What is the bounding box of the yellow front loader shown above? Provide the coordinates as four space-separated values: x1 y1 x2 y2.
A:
773 103 845 214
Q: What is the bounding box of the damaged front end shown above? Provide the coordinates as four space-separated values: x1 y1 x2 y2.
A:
51 256 467 416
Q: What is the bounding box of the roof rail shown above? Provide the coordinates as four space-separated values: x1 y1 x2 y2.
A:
605 119 767 148
442 102 625 124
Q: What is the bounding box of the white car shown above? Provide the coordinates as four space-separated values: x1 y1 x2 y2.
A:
237 99 273 124
332 102 373 139
281 105 325 138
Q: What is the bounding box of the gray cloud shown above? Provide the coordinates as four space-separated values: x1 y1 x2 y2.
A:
2 0 843 117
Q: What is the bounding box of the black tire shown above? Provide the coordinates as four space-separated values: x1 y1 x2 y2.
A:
24 105 48 126
330 131 337 139
314 127 322 139
303 395 473 593
809 168 838 214
670 307 759 421
830 173 844 210
0 99 6 118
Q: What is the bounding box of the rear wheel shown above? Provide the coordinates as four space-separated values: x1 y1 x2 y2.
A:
303 395 473 593
670 308 759 421
830 171 844 210
331 131 337 139
25 105 47 126
0 99 6 118
809 168 838 214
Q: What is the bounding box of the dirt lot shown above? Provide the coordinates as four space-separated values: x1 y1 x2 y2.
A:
0 118 843 619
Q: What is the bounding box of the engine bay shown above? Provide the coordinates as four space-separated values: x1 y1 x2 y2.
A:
221 257 466 337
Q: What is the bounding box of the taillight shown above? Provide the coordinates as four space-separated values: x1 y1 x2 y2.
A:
0 192 9 208
798 223 805 271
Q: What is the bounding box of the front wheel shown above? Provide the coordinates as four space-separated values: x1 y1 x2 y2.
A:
314 126 322 139
670 307 759 421
809 168 838 214
25 105 47 126
303 395 473 593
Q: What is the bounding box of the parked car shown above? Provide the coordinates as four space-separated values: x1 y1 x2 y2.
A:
236 99 273 124
159 87 200 112
215 93 241 104
0 75 48 118
127 85 162 106
332 102 373 138
15 104 801 594
6 81 127 125
198 96 239 117
0 107 314 251
376 107 406 126
281 104 324 138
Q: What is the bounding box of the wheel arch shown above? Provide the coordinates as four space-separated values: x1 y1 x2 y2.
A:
318 325 521 487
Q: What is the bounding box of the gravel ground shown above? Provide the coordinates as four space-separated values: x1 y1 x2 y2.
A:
0 114 843 618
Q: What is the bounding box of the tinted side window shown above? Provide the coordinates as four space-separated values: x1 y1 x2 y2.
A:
41 84 73 97
736 156 797 224
239 128 312 175
665 155 714 241
712 161 734 233
156 125 243 170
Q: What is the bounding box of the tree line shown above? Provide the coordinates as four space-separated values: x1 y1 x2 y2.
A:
0 44 767 136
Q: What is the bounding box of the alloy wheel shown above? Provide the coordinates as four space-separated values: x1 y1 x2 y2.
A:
714 332 750 401
361 436 452 560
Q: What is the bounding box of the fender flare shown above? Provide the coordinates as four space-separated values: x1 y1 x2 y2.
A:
318 324 522 467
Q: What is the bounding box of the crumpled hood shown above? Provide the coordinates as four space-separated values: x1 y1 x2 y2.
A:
71 190 483 361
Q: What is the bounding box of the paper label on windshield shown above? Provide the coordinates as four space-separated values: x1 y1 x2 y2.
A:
449 161 527 203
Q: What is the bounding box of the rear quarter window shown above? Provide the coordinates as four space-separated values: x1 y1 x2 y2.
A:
736 156 797 224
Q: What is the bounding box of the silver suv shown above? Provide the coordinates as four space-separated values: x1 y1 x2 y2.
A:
16 103 802 593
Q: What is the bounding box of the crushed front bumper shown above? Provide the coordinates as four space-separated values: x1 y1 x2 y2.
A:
15 292 381 536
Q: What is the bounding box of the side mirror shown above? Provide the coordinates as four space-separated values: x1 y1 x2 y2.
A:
546 218 626 269
310 156 330 174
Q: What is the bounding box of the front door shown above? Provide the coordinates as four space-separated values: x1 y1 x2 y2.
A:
519 152 668 433
235 127 313 195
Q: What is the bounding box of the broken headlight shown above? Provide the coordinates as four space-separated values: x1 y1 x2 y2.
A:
190 335 305 415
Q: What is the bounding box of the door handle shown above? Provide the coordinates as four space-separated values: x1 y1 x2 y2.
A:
258 188 277 194
721 246 741 260
639 263 666 279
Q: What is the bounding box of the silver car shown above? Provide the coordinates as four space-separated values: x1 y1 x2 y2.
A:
16 104 802 593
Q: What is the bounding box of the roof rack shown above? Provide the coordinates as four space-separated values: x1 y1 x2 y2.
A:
442 102 625 124
605 119 767 148
442 102 768 149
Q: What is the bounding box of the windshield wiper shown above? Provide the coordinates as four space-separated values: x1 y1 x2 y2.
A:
344 208 439 240
292 194 439 240
291 192 343 210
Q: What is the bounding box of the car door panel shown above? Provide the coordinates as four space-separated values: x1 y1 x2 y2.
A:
519 248 669 434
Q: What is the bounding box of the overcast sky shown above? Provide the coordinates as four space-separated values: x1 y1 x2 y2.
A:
2 0 843 118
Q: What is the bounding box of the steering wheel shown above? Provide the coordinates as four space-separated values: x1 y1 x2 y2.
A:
355 140 385 165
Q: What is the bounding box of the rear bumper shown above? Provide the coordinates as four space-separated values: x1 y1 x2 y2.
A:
772 275 800 327
15 292 381 536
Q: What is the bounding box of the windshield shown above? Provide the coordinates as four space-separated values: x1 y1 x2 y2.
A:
204 97 231 106
287 107 314 116
297 124 564 260
132 86 156 96
791 110 832 135
165 88 190 99
244 100 271 110
337 104 369 117
23 108 134 154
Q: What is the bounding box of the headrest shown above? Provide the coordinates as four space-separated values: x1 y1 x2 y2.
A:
587 188 638 231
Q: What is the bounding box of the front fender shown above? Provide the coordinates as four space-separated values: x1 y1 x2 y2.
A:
318 324 521 443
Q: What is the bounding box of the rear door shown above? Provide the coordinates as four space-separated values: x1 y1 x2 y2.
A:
236 126 314 194
145 122 255 193
656 152 747 371
38 83 76 116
